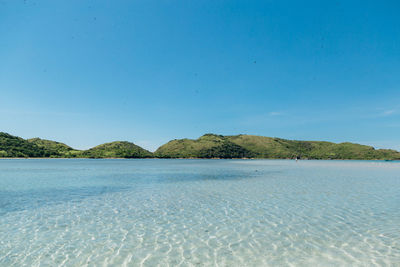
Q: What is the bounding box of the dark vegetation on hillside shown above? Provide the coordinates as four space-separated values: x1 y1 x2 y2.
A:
0 133 53 157
79 141 153 158
198 141 255 158
1 132 400 160
0 133 151 158
155 134 400 160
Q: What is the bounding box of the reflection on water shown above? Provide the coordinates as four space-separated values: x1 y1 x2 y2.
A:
0 159 399 266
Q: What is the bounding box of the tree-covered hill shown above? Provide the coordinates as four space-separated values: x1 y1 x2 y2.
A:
0 133 152 158
27 138 80 157
154 134 254 158
79 141 153 158
226 135 400 159
0 133 52 157
155 134 400 160
1 132 400 160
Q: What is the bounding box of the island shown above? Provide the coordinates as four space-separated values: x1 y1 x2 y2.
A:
1 132 399 160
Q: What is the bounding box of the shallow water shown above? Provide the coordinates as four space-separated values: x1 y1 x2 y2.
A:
0 159 399 266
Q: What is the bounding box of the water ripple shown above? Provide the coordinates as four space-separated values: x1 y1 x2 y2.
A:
0 159 399 266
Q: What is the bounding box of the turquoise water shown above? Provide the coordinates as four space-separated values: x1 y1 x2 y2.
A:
0 159 399 266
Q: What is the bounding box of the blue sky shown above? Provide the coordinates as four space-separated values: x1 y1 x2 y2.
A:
1 0 399 151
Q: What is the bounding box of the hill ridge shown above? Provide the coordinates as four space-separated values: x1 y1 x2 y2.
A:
1 132 399 160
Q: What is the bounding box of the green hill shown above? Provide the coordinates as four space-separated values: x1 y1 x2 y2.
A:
1 132 399 160
79 141 153 158
0 133 52 157
155 134 400 160
226 135 391 159
0 133 152 158
155 134 254 158
27 138 80 157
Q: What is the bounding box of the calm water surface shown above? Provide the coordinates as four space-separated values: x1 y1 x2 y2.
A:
0 159 399 266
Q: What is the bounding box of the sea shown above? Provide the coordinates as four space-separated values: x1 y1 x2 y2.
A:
0 159 399 266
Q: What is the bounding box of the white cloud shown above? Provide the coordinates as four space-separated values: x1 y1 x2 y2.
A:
382 109 396 116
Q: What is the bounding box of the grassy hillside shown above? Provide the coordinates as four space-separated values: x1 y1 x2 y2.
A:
1 132 399 160
155 134 254 158
27 138 80 157
228 135 400 159
156 134 400 160
0 133 152 158
79 141 153 158
28 138 74 152
0 133 52 157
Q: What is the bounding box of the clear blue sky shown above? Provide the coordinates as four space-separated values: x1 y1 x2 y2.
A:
1 0 399 151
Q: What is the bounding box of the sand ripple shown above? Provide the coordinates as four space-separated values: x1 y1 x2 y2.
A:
0 159 399 266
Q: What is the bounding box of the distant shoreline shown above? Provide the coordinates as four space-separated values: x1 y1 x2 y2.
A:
1 132 400 160
0 157 398 161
